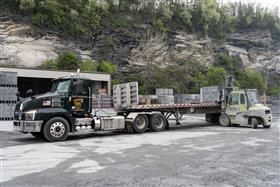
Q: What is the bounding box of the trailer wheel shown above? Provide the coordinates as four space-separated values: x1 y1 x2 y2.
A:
30 132 43 139
133 115 148 133
250 118 258 129
43 117 69 142
149 113 166 132
219 114 231 127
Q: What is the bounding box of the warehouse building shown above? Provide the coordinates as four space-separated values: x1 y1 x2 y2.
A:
0 67 111 120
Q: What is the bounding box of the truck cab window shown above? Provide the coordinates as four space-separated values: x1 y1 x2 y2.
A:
240 94 245 104
51 80 70 94
229 93 239 105
72 80 89 96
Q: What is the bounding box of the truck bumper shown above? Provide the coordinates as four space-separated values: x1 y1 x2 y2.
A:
13 120 43 132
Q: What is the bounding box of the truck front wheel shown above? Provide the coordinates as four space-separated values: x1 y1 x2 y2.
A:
43 117 69 142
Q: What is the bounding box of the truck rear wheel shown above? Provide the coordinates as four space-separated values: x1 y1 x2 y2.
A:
219 114 231 127
133 115 148 133
43 117 69 142
149 113 166 132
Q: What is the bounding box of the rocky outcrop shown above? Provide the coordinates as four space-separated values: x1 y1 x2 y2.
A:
222 31 280 73
0 12 279 74
0 13 92 67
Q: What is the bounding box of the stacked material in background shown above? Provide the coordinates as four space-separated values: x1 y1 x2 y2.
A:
113 82 138 108
156 88 173 96
92 94 112 108
174 94 200 104
139 95 158 105
200 86 220 103
156 88 174 104
0 72 18 120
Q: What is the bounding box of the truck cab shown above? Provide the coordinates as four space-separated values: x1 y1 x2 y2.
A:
13 75 126 141
219 89 272 128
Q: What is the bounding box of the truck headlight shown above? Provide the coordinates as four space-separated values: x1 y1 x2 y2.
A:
25 110 37 120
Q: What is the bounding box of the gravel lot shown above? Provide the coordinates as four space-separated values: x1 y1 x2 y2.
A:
1 105 279 187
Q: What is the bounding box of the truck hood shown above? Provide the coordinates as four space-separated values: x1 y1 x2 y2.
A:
16 92 64 112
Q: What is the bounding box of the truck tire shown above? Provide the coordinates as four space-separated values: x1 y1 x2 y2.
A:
30 132 44 139
219 114 231 127
133 115 148 133
149 113 166 132
43 117 70 142
250 118 258 129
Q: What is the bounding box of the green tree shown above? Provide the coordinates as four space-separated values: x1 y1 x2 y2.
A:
207 67 226 86
39 59 57 69
238 69 265 94
56 52 79 70
80 59 97 72
97 61 117 74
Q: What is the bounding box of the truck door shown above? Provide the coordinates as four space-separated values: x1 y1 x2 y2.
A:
226 93 239 124
237 93 248 125
71 79 92 117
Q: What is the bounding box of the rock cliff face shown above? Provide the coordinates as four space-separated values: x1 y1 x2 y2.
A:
0 14 92 67
0 13 279 74
222 31 280 73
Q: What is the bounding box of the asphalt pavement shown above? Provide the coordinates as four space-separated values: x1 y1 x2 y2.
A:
0 106 280 187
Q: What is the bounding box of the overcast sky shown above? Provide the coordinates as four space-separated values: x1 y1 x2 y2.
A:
220 0 280 9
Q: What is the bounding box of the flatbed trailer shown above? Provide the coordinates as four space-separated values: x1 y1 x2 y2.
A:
117 103 221 125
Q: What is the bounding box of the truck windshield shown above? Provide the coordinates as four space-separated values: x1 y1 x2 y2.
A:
51 80 70 94
246 91 259 106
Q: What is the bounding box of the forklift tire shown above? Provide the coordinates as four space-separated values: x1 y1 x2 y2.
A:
250 118 258 129
43 117 70 142
30 132 44 139
219 114 231 127
149 113 166 132
133 115 148 133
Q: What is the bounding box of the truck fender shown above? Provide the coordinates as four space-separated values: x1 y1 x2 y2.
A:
35 108 75 132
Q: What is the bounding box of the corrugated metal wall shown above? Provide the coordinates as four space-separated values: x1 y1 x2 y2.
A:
0 71 18 120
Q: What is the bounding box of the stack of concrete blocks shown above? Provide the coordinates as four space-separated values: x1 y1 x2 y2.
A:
92 94 113 108
0 72 18 120
174 94 200 104
139 95 158 105
200 86 220 103
113 82 138 109
156 88 174 104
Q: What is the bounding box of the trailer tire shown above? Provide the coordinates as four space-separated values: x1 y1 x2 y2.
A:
149 113 166 132
43 117 69 142
219 114 231 127
133 115 148 133
250 118 258 129
30 132 44 139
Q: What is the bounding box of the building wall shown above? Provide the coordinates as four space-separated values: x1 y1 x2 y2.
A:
0 71 18 120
